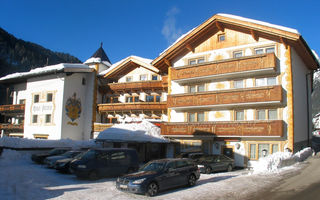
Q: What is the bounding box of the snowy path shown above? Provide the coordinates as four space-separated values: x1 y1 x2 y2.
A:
0 150 304 200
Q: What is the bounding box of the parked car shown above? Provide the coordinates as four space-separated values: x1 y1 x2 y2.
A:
177 152 204 162
69 148 139 179
54 151 86 173
116 158 200 196
196 154 234 174
44 150 83 168
31 148 71 164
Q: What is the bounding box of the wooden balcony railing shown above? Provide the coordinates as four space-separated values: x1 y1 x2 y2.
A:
0 104 25 113
93 123 113 132
0 123 24 131
160 120 283 137
106 76 168 92
168 85 282 108
171 53 277 80
98 102 167 112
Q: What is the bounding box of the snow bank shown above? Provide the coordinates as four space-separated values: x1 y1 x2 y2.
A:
0 137 98 149
97 120 168 143
252 147 312 174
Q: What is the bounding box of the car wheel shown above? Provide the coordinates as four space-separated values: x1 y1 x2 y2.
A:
227 165 233 172
188 174 196 186
89 171 98 180
146 182 158 197
205 166 212 174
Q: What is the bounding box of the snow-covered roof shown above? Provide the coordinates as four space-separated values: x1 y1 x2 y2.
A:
0 63 93 82
84 44 112 67
99 55 156 76
312 50 320 66
96 120 169 143
159 13 299 57
218 13 300 35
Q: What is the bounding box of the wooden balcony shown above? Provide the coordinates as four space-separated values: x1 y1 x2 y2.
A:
0 104 25 114
106 76 168 92
93 123 113 132
160 120 283 137
98 102 167 112
167 85 282 109
171 53 277 82
0 123 24 131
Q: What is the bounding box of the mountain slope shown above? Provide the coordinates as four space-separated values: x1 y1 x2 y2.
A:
0 27 81 77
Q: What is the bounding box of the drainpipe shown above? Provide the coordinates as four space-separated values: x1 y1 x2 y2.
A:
306 71 313 147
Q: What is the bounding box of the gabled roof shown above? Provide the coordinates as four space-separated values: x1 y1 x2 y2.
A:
0 63 94 84
152 13 319 73
84 43 112 67
100 55 159 79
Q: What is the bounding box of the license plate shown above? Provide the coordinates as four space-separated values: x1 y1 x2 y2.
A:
119 184 128 189
197 165 204 168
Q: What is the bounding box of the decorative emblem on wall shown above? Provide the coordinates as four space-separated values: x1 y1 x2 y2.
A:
65 93 81 126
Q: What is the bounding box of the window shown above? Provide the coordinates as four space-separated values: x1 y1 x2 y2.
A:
235 110 244 121
111 152 126 160
19 99 25 104
257 110 266 120
234 80 244 89
272 144 279 154
140 74 147 81
256 109 277 120
126 76 133 82
155 95 161 102
218 34 225 42
146 95 154 102
45 114 51 123
126 96 139 103
33 94 39 103
188 57 205 65
32 115 38 123
258 144 270 158
188 112 205 122
47 93 53 102
268 109 277 120
255 77 277 87
250 144 256 159
113 97 119 103
233 51 243 58
152 75 158 80
188 84 205 93
254 46 275 55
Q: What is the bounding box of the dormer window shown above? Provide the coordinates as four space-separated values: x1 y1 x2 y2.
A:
140 74 147 81
126 76 133 82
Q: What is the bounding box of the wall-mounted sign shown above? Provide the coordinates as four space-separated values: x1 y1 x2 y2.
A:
65 93 81 126
32 103 53 114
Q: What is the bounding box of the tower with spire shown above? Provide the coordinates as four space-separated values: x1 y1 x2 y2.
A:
84 43 112 73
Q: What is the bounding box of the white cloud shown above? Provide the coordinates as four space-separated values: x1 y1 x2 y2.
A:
161 7 183 45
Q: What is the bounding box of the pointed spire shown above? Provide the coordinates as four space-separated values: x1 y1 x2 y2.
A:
90 43 111 64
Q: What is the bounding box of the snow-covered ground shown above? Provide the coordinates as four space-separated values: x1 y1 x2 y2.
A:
0 149 310 200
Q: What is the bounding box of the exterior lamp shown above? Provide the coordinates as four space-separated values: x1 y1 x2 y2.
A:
262 149 268 157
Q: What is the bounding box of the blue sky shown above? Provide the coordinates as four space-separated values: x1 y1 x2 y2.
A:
1 0 320 63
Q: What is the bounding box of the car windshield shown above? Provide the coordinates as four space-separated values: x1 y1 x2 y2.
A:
140 161 166 172
61 151 74 157
80 150 96 160
48 149 64 155
74 151 86 159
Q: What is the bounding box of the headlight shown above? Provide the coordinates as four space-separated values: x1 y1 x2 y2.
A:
132 178 146 184
78 165 87 169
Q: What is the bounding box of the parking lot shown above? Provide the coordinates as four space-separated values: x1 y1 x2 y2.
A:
0 149 305 200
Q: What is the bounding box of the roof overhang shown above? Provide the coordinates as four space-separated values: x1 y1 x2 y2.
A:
103 56 159 79
152 13 319 73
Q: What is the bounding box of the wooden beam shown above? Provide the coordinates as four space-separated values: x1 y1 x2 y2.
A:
250 30 259 41
164 59 172 67
186 44 193 52
215 21 224 32
280 37 288 49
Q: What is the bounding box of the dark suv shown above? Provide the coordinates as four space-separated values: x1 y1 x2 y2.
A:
70 148 139 179
116 158 200 196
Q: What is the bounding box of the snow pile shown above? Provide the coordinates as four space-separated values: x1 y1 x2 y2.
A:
97 120 168 143
0 137 98 149
0 149 30 162
252 147 312 174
